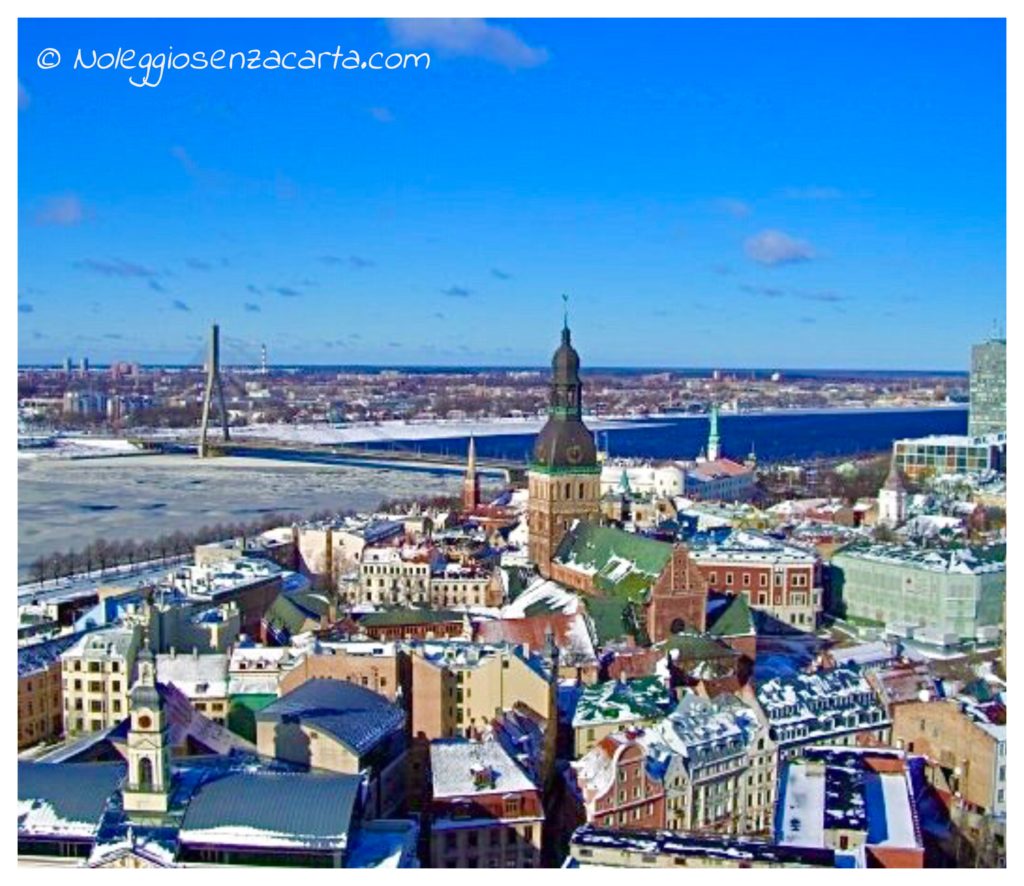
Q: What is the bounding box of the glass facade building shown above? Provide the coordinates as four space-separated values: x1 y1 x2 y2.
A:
894 433 1006 478
969 338 1006 437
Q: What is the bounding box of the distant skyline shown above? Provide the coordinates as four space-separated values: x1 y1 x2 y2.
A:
19 18 1006 369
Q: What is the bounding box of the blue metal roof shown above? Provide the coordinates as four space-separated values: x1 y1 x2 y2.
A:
255 678 405 757
179 770 361 848
18 761 126 838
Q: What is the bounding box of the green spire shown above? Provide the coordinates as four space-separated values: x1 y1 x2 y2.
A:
707 404 721 460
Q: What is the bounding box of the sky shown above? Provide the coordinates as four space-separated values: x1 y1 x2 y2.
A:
18 17 1006 369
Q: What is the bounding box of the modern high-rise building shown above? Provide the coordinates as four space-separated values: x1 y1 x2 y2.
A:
969 338 1006 437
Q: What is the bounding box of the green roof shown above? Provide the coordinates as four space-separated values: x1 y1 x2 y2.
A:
358 608 464 628
707 594 755 638
572 675 673 728
265 594 319 635
504 566 534 602
554 522 672 599
663 631 740 660
584 595 631 644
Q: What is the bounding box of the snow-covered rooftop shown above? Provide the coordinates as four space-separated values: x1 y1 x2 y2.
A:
430 738 537 799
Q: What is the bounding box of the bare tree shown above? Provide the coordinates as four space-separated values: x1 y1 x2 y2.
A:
29 556 46 586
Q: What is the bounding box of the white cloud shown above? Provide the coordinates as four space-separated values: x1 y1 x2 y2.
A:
34 194 89 226
713 197 752 218
170 145 197 175
744 229 816 266
387 19 549 69
369 106 395 123
18 81 29 110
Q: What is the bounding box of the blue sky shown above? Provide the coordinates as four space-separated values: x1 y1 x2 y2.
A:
18 17 1005 369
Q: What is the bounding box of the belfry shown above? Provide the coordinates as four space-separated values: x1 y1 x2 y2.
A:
527 298 601 576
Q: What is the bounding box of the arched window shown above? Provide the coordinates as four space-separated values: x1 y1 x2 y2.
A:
565 482 571 498
139 756 154 790
670 618 687 635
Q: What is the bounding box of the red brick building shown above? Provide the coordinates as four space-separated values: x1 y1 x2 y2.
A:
646 544 709 643
688 531 822 630
571 731 666 831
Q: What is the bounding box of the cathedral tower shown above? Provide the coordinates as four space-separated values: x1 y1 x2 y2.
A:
122 647 171 815
528 305 601 576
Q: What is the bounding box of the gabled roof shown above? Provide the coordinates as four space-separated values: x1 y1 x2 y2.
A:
263 594 319 636
18 761 126 840
707 594 755 638
664 631 740 661
255 678 405 757
179 770 361 851
553 523 672 597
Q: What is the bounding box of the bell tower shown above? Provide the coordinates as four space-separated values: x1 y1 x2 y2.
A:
877 453 907 527
122 647 171 815
528 297 601 576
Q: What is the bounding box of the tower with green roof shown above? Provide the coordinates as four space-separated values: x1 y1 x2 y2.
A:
706 403 721 461
528 299 601 575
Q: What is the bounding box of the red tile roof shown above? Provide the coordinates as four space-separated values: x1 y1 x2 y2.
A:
691 458 752 479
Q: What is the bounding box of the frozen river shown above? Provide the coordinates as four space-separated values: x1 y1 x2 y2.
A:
17 453 478 580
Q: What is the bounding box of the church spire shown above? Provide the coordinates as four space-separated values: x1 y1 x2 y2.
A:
707 403 721 461
883 452 905 491
462 436 480 512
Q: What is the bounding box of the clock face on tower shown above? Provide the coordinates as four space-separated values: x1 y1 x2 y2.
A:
566 445 582 465
138 714 152 729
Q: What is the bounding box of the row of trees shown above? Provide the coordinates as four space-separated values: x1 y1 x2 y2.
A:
25 512 295 587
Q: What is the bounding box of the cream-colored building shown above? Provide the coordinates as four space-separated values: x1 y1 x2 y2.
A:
429 566 503 609
61 626 141 737
156 651 229 725
409 642 555 742
356 546 433 605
